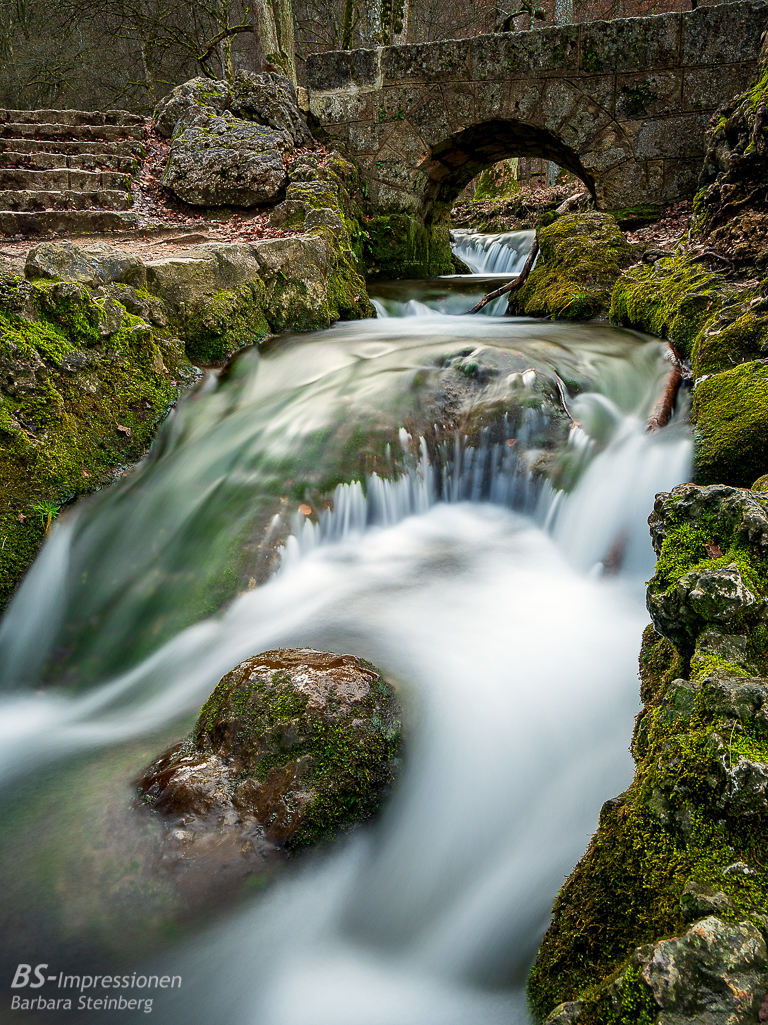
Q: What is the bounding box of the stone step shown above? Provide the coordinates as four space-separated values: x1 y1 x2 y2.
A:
0 189 133 212
0 121 145 142
0 167 131 191
0 137 144 157
0 209 139 234
0 108 144 128
0 150 138 173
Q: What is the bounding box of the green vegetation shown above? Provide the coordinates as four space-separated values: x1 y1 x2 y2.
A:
0 276 196 610
609 257 727 361
511 212 634 320
194 655 402 847
363 211 453 279
693 360 768 487
530 483 768 1023
184 284 270 365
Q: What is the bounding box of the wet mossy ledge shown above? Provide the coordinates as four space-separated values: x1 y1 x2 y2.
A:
530 484 768 1025
0 154 375 611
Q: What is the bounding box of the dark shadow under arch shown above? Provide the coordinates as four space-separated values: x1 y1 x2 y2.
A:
420 119 596 225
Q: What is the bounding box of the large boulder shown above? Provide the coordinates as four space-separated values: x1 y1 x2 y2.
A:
162 108 291 207
231 70 312 147
509 212 635 320
154 77 232 138
137 648 403 849
156 72 313 207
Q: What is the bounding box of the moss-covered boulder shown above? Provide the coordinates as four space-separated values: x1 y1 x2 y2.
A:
529 484 768 1025
0 274 197 610
609 248 768 487
183 283 269 365
694 360 768 487
137 648 402 848
510 212 634 320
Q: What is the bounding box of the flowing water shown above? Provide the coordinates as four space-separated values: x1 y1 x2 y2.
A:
0 232 691 1024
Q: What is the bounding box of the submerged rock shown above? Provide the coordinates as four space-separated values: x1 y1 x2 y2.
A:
137 648 402 848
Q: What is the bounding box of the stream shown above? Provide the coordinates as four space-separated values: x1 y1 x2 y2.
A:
0 231 692 1024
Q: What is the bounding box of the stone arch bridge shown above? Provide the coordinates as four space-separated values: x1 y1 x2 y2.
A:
306 1 768 273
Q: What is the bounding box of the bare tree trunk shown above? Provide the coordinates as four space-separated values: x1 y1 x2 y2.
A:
392 0 408 44
253 0 296 83
341 0 356 48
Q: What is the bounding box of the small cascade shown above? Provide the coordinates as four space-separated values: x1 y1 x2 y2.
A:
451 229 534 276
371 230 534 318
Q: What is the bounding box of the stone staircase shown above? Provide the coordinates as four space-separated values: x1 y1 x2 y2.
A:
0 109 146 235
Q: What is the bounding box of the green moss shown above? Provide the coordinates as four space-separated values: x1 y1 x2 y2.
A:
609 258 725 360
530 486 768 1022
194 656 401 848
0 277 195 610
363 212 452 280
609 205 663 230
638 624 683 705
693 359 768 486
473 160 520 201
752 473 768 491
744 62 768 113
184 284 269 365
529 693 768 1021
511 213 634 320
692 307 768 377
620 83 658 118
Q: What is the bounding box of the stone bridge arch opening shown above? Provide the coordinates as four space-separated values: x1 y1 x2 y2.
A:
422 118 596 227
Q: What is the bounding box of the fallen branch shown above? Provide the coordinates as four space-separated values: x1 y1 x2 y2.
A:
553 373 575 422
647 344 684 432
555 191 587 216
464 238 539 315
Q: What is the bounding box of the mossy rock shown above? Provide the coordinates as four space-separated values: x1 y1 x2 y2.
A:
609 257 728 360
753 474 768 492
530 483 768 1023
693 307 768 378
693 360 768 487
184 283 269 365
0 274 196 610
363 212 452 280
473 160 520 201
511 212 634 320
137 648 403 848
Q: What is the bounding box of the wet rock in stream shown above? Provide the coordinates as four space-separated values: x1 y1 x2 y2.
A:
136 649 403 865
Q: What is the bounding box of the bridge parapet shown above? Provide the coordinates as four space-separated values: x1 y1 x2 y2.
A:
307 2 768 274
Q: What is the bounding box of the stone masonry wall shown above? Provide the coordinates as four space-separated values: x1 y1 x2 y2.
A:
306 2 768 220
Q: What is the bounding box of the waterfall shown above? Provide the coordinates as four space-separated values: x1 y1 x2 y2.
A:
451 230 535 276
372 230 534 318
